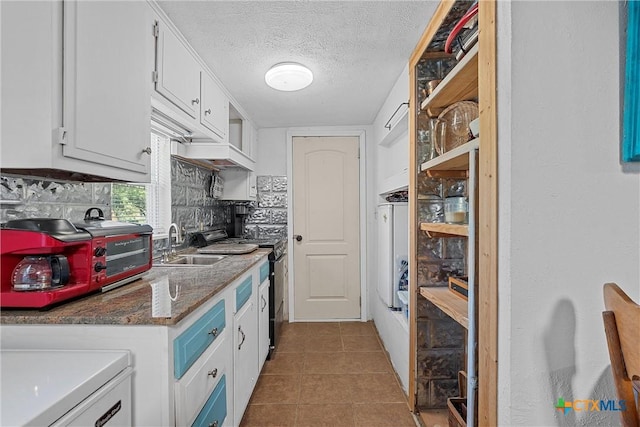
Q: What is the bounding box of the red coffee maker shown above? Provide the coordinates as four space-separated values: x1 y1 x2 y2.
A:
1 218 95 308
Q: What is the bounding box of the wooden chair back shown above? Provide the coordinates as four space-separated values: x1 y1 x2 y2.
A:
603 282 640 427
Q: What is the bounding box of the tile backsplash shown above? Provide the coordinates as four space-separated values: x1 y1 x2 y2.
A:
0 176 112 222
0 158 232 234
170 157 230 234
245 175 288 239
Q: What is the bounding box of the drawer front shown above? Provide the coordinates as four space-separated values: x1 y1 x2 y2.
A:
259 261 270 284
174 299 226 379
235 276 253 312
176 331 230 426
192 375 227 427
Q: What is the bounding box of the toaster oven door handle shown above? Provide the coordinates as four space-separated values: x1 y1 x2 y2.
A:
105 248 147 261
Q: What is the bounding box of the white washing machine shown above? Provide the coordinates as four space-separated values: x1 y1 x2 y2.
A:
1 349 133 426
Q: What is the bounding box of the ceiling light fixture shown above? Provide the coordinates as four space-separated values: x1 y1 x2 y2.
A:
265 62 313 91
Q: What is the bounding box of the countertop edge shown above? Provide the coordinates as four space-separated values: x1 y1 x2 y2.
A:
0 249 271 327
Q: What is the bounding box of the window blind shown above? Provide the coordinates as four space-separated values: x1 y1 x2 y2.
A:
111 133 172 237
146 132 172 236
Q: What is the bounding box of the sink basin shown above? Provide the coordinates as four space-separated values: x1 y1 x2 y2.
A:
154 254 227 267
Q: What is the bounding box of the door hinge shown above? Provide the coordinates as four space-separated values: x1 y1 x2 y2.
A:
55 127 67 145
359 296 361 307
152 71 158 83
357 147 360 159
152 21 159 38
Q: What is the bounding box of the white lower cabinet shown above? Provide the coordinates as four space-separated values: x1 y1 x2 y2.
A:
0 258 270 427
258 280 270 370
174 329 230 426
258 269 270 371
232 275 259 425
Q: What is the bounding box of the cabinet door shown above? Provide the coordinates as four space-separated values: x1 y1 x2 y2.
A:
258 279 270 369
221 169 257 201
155 21 200 119
62 1 151 176
233 300 258 425
1 1 56 168
200 71 229 140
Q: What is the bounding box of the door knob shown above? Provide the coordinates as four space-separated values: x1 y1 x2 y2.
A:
294 235 302 242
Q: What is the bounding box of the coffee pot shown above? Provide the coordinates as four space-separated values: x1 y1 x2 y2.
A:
11 255 70 291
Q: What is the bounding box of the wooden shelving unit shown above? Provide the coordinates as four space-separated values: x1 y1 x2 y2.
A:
409 1 497 425
420 44 478 117
420 287 469 329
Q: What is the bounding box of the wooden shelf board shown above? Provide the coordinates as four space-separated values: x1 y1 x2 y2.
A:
421 138 479 172
425 170 468 179
421 43 479 115
418 408 449 427
420 286 469 329
420 222 469 237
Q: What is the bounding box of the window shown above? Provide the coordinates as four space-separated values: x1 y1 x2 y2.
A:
111 133 171 238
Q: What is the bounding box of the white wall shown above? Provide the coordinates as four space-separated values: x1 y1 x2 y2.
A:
498 2 640 425
256 128 288 176
370 65 411 392
375 64 410 196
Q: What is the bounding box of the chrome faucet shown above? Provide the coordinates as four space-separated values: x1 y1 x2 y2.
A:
167 223 181 256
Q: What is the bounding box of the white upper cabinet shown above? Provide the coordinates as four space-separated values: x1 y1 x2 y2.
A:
155 22 201 119
153 19 229 143
150 4 256 170
220 169 257 201
62 1 152 177
200 71 229 140
1 1 152 182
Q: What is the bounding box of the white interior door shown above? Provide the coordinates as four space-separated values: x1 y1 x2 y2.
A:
292 136 361 320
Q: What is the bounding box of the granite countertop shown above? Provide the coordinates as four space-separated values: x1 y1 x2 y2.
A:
0 248 271 326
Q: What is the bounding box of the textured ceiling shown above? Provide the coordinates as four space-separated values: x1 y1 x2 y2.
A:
157 1 438 128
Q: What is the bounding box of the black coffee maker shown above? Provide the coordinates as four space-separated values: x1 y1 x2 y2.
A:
225 204 251 238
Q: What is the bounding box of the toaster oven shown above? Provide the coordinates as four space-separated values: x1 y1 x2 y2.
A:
0 208 153 308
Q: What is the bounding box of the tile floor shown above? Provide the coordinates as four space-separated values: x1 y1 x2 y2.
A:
240 321 417 427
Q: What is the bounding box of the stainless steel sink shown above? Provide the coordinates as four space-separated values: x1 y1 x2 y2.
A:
153 254 227 267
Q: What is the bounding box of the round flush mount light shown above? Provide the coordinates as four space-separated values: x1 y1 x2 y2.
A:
265 62 313 91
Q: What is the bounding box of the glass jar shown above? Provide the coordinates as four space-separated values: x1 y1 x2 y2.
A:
444 196 468 224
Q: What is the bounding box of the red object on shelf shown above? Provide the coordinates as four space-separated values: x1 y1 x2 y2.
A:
445 3 479 55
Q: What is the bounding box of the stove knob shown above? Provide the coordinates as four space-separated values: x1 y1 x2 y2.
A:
94 262 107 273
94 247 106 257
